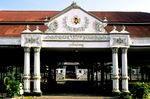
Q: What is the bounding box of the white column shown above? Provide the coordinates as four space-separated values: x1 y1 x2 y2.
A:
112 48 120 92
23 47 31 93
33 47 41 94
121 48 129 92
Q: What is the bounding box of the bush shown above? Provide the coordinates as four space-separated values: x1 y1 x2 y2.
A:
131 82 149 99
3 66 20 98
120 92 132 99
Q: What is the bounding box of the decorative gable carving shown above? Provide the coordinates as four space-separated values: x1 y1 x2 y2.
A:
45 2 108 33
21 3 130 48
62 16 89 32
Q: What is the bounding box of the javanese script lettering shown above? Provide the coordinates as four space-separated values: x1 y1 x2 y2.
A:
44 34 109 41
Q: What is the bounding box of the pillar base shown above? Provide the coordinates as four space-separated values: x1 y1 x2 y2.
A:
24 92 31 96
122 89 130 93
112 90 120 96
32 92 42 96
112 89 120 93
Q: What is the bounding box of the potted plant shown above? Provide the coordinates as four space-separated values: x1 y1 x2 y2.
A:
3 66 20 99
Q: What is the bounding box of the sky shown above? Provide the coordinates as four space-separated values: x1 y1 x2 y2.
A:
0 0 150 13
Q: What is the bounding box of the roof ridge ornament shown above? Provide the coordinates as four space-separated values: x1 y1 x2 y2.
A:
120 25 129 33
103 17 108 22
22 25 31 33
44 16 48 21
71 2 80 8
33 25 42 33
103 17 108 27
110 25 119 33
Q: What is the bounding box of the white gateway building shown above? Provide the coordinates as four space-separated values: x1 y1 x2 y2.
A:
0 2 150 96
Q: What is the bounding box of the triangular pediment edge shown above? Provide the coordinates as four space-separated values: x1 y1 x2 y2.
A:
48 2 104 23
45 2 108 33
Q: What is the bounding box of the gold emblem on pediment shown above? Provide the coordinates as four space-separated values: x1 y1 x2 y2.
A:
63 16 89 32
72 16 80 25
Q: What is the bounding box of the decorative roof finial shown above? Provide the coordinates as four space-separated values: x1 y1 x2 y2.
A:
110 25 119 33
33 25 42 33
44 16 48 21
26 25 29 30
103 17 108 27
36 25 39 30
71 1 79 8
112 25 116 31
122 25 126 31
120 25 129 33
22 25 31 33
103 17 108 22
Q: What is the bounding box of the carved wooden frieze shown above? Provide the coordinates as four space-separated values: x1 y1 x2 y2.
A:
21 34 42 47
110 35 130 47
45 21 58 32
93 21 107 33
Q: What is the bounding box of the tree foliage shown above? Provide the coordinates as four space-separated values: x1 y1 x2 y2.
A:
131 82 149 99
3 66 20 98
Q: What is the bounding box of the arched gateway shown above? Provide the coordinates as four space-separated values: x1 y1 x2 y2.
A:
1 2 150 96
21 3 130 95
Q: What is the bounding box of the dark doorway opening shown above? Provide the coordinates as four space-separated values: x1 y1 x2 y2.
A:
40 48 113 95
65 65 76 79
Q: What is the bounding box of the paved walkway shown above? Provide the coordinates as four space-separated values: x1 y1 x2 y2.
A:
32 95 119 99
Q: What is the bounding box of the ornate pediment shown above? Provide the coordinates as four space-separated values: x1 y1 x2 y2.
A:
45 2 108 33
21 3 130 48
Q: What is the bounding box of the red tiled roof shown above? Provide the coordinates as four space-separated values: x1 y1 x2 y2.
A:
90 11 150 23
0 11 150 37
0 11 150 22
0 11 59 21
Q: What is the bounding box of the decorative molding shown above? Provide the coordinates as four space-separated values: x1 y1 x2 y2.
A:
121 75 129 79
112 48 118 53
33 75 41 79
111 74 120 79
113 37 125 46
21 34 42 47
43 34 109 41
63 16 89 32
122 89 129 92
45 21 58 32
122 48 128 53
34 47 41 53
24 47 30 53
23 74 30 77
25 37 40 45
23 75 30 80
112 89 120 92
114 37 124 44
94 21 107 32
110 36 129 47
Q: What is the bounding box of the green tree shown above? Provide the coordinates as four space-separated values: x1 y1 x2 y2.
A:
3 66 20 98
